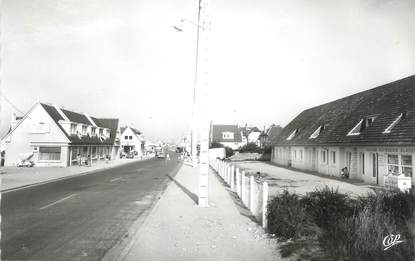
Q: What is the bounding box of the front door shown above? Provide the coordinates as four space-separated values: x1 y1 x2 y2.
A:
372 153 378 185
312 147 317 171
346 151 352 177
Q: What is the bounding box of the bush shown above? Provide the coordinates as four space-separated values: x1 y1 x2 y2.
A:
209 141 224 149
267 190 318 240
303 186 354 230
263 145 273 154
224 146 234 158
239 142 262 153
266 188 415 261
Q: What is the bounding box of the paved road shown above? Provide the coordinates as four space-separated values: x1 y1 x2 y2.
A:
2 155 182 261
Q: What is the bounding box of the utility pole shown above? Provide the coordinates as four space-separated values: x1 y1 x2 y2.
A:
195 0 210 207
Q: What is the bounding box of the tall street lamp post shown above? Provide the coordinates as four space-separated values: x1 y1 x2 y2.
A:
174 0 210 207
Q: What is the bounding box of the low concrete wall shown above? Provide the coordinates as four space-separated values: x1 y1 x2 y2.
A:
210 158 269 229
209 148 226 163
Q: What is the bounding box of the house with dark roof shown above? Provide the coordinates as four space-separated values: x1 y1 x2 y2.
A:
271 75 415 187
0 102 120 167
120 126 145 157
210 124 244 150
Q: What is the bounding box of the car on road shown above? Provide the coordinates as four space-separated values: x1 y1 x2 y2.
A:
17 160 35 167
156 152 165 158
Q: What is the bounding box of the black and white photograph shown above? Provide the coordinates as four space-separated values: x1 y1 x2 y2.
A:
0 0 414 260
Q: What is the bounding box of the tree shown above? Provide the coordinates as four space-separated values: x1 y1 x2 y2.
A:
209 141 224 149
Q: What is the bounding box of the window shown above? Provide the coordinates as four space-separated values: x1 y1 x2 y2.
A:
106 129 111 138
39 147 61 161
383 113 405 134
300 150 303 161
70 124 77 135
388 154 412 177
347 116 377 136
99 128 103 137
293 150 297 161
321 150 326 163
286 129 298 140
309 125 324 139
331 151 336 164
222 132 234 140
92 127 96 136
402 155 413 177
82 125 87 135
124 136 128 139
129 136 133 140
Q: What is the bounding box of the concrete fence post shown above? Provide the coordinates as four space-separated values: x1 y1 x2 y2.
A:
225 162 229 184
236 168 241 197
249 175 254 213
262 181 269 229
230 165 235 190
241 171 246 205
219 160 222 177
226 162 231 186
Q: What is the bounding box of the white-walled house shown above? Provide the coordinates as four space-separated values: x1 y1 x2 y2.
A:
271 75 415 187
120 126 144 156
210 124 244 150
0 102 120 167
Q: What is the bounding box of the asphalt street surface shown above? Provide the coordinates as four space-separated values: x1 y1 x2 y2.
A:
2 154 182 261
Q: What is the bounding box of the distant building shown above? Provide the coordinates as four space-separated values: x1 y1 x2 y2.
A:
120 126 144 156
239 125 260 146
0 102 120 167
260 124 283 148
271 75 415 186
210 124 243 150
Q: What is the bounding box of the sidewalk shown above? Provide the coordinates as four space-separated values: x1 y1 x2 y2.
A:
120 164 282 261
232 161 374 197
0 156 152 192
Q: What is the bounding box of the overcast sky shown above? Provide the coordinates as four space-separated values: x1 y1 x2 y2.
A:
1 0 414 142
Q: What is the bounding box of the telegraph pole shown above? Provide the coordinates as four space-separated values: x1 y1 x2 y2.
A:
195 0 210 207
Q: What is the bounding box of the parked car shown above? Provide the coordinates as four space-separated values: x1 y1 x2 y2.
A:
17 160 35 167
156 152 165 158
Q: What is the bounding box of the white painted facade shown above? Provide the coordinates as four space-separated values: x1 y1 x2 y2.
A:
120 127 144 156
1 104 70 167
1 103 118 167
272 145 415 186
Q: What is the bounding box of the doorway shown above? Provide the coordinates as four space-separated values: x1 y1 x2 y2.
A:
372 153 379 185
1 151 5 166
346 151 352 177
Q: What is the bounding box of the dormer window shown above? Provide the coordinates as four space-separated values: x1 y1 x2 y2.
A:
222 132 234 140
286 129 298 140
383 113 406 134
309 125 324 139
347 116 377 136
70 124 77 135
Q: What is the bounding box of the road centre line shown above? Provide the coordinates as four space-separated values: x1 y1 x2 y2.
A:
39 194 77 210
